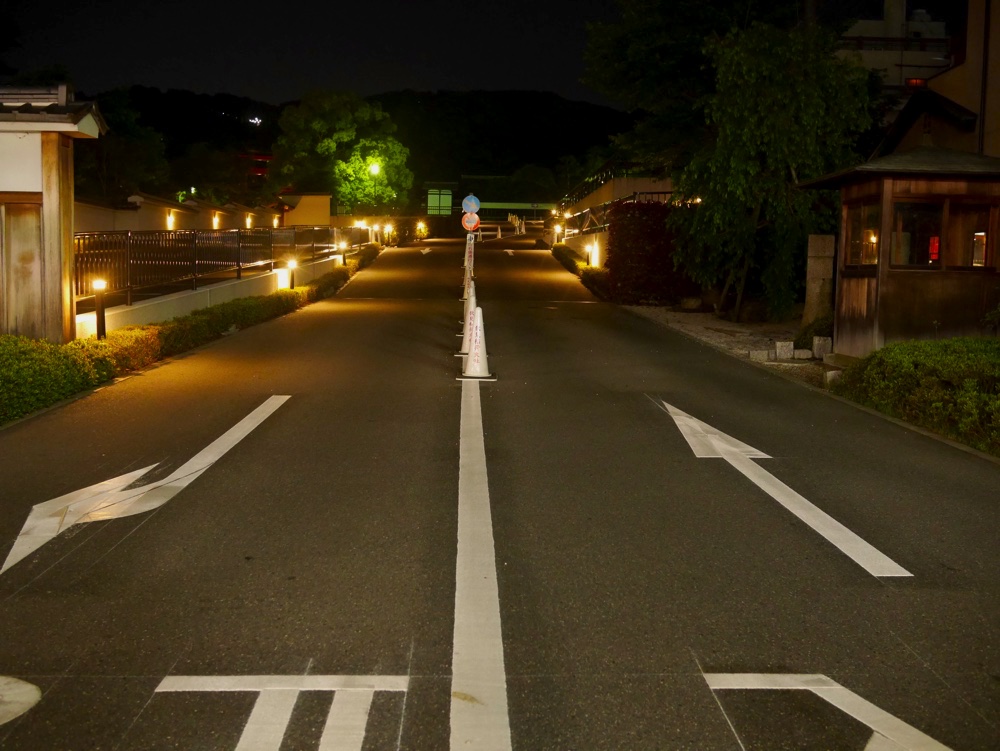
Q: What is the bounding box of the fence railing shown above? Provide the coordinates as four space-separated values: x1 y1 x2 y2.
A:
75 226 349 305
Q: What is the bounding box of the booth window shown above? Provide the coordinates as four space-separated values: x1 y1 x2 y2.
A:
947 204 990 267
891 202 943 267
845 202 881 265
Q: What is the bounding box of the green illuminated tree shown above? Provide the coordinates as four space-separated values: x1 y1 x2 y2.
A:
670 24 870 319
269 91 413 210
333 137 412 211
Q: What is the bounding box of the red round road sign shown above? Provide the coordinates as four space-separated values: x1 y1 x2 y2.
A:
461 212 481 231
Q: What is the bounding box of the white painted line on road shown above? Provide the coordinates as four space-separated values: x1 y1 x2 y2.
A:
659 400 912 578
503 249 514 256
2 396 291 575
235 689 298 751
156 675 407 751
156 675 408 692
420 248 432 255
450 380 512 750
319 689 375 751
0 676 41 725
704 674 952 750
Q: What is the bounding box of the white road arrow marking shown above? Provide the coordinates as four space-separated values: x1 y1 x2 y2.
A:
659 400 911 578
704 674 952 750
0 676 41 725
1 396 290 575
503 249 514 256
420 247 432 255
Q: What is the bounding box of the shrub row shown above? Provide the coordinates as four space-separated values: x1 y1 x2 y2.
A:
831 337 1000 456
0 261 369 426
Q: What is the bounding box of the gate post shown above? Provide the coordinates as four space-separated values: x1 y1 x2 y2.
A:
0 84 105 342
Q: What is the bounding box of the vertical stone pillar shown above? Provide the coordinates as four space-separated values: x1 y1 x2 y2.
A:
802 234 835 327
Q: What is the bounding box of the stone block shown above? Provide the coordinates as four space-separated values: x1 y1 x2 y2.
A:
794 349 813 360
812 336 833 359
775 341 794 360
823 369 842 388
749 349 772 362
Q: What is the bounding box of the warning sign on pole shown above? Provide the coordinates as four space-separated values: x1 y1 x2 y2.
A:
461 212 480 232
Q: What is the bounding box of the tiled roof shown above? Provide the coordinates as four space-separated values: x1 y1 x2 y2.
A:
800 147 1000 189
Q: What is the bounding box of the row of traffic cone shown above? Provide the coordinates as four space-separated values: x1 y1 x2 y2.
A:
457 235 495 381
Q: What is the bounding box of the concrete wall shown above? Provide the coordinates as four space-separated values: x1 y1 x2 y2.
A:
565 176 672 216
74 197 281 233
75 255 345 339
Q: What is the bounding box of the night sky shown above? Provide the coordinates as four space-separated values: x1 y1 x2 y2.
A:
7 0 619 106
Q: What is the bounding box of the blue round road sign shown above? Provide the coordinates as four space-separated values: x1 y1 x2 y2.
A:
462 194 481 214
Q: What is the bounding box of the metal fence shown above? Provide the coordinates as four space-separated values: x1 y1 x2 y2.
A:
74 226 347 306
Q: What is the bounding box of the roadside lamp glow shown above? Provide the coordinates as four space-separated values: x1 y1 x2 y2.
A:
385 223 393 234
245 213 253 228
551 209 557 216
417 221 426 230
564 211 571 219
166 210 176 231
272 215 279 228
93 279 108 340
554 224 562 236
373 224 381 232
338 240 347 250
288 259 297 290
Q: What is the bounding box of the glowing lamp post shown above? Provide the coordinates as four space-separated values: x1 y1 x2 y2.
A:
93 279 108 340
288 260 297 290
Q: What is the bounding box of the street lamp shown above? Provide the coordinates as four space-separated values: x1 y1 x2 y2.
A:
93 279 108 340
369 162 381 208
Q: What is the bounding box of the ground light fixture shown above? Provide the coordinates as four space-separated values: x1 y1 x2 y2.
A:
288 260 297 290
93 279 108 340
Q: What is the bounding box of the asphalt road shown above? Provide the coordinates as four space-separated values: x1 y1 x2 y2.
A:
0 230 997 750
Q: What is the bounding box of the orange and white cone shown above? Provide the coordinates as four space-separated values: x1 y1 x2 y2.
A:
458 307 495 380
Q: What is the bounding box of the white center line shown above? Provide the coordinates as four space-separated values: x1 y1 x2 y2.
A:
450 380 512 750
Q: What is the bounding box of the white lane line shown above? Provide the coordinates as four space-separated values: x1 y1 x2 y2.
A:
156 675 406 751
659 400 911 578
318 690 375 751
450 380 513 750
704 674 952 750
156 675 408 692
234 689 299 751
2 396 291 575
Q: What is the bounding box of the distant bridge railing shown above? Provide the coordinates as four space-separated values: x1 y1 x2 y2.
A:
74 226 350 307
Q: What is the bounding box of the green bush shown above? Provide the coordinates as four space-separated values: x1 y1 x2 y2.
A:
551 243 587 275
580 267 610 299
0 335 109 423
794 311 834 350
831 338 1000 456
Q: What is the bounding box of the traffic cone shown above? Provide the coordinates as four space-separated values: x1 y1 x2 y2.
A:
458 307 496 380
460 281 476 328
457 292 476 354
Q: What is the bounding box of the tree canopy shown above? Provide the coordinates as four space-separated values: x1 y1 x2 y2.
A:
670 24 871 318
269 91 413 211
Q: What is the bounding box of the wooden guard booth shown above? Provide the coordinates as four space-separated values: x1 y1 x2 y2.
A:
804 146 1000 358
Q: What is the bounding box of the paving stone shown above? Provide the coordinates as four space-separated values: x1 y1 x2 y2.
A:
749 349 772 362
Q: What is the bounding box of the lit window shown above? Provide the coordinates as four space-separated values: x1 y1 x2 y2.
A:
845 203 881 265
947 204 990 267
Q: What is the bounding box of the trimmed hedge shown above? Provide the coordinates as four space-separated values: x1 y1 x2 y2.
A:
0 263 365 425
831 338 1000 456
605 202 700 305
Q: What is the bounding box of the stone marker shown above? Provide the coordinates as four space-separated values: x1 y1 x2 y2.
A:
794 349 813 360
812 336 833 359
750 350 772 362
775 341 794 360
